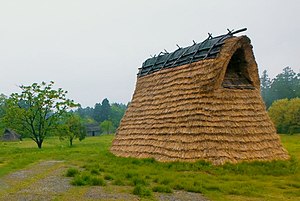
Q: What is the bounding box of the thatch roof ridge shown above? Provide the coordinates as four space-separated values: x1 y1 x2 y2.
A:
139 28 248 77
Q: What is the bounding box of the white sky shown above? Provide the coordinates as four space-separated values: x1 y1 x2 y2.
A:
0 0 299 107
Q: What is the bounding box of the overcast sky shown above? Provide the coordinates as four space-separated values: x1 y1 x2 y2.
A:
0 0 299 107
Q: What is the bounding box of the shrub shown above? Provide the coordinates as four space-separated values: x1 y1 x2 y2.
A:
153 177 159 183
160 178 172 185
71 173 105 186
125 172 137 179
71 175 88 186
152 185 172 193
133 177 147 186
104 174 114 180
112 179 125 186
98 167 105 172
133 185 152 197
90 177 105 186
132 159 141 165
90 168 100 175
65 168 79 177
142 158 155 164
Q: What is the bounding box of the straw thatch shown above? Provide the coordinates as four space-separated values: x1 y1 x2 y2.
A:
111 35 289 165
1 129 21 141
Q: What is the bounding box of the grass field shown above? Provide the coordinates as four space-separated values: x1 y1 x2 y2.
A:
0 134 299 201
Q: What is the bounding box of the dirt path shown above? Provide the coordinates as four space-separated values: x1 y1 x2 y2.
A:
0 161 209 201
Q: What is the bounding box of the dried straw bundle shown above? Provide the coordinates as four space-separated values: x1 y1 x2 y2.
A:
110 36 289 165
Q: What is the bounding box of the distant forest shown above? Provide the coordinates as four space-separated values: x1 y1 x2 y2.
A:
74 98 128 133
260 66 300 108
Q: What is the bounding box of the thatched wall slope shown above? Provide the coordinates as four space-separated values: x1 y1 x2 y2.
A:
111 36 289 165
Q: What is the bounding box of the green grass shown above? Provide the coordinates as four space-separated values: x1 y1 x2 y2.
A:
65 168 80 177
0 134 300 201
152 185 173 193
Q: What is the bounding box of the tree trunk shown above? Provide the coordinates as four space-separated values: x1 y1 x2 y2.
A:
70 138 73 146
37 140 43 149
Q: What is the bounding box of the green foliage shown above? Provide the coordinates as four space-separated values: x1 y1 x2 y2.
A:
93 98 111 122
104 174 114 180
90 168 100 175
93 103 102 122
2 81 78 148
112 179 125 186
58 114 86 146
268 98 300 134
71 173 105 186
100 120 114 134
132 177 148 186
66 167 80 177
152 185 173 193
76 106 94 119
0 93 7 117
71 174 91 186
75 98 127 132
1 135 300 200
260 67 300 108
133 185 152 197
90 177 105 186
260 70 272 107
110 103 126 128
271 67 300 100
0 94 8 133
220 158 298 176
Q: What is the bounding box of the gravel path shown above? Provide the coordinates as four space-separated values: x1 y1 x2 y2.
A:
0 161 209 201
156 191 209 201
0 160 70 201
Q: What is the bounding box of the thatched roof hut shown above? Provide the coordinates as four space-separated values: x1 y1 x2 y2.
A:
1 129 21 141
111 29 289 165
85 123 101 136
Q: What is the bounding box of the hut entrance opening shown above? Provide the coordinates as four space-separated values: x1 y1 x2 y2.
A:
222 48 254 89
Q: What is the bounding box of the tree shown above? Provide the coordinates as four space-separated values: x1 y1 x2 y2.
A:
110 103 126 128
100 98 111 122
283 98 300 134
260 67 300 108
268 99 289 133
92 103 102 122
260 70 272 108
270 67 299 101
76 106 94 118
3 81 78 148
296 72 300 97
58 114 86 146
92 98 111 122
0 93 7 116
268 98 300 134
100 120 114 134
0 94 7 132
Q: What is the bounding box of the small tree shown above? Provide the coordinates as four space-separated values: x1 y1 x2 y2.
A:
59 114 86 146
3 81 78 148
110 103 127 128
100 120 114 134
284 98 300 134
268 99 289 133
268 98 300 134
